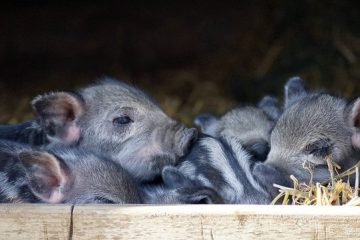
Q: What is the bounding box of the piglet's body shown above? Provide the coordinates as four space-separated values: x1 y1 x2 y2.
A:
164 135 288 204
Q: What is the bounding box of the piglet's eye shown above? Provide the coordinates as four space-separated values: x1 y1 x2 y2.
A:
93 196 116 204
308 147 329 157
113 116 133 125
304 139 332 157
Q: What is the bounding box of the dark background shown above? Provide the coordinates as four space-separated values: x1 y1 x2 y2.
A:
1 1 360 124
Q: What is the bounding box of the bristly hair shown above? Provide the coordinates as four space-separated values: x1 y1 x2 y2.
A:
83 76 161 107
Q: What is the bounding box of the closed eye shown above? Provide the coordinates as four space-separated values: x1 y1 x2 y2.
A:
93 196 116 204
304 139 332 157
113 116 133 125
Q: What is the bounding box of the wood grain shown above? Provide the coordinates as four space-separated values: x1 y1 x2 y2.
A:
72 205 360 240
0 205 359 239
0 204 72 240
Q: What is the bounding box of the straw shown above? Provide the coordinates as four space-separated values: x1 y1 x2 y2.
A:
271 155 360 206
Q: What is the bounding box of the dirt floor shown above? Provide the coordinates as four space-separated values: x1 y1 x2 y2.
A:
1 1 360 125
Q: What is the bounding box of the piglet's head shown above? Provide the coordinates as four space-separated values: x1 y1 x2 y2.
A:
266 77 360 183
31 79 197 181
75 80 197 181
19 148 142 204
194 96 281 161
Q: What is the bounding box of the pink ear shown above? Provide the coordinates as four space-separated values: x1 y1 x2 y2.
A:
350 98 360 127
352 133 360 149
349 98 360 148
62 123 81 144
32 92 84 144
19 151 72 203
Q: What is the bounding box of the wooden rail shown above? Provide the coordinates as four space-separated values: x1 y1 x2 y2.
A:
0 204 359 239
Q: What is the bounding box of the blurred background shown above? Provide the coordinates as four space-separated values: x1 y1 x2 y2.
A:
1 1 360 125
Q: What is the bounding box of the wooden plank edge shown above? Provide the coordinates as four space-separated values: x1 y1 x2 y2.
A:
0 205 359 239
71 205 360 240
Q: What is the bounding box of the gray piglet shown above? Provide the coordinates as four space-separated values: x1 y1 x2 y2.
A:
0 79 197 181
163 135 288 204
266 77 360 183
194 96 281 161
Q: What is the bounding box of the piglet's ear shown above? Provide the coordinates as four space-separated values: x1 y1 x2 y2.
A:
258 95 282 120
32 92 84 144
347 98 360 149
284 76 307 109
19 150 72 203
193 113 219 136
162 166 192 188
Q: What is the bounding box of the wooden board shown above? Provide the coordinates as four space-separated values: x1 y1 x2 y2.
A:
0 204 72 240
72 205 360 240
0 205 360 240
